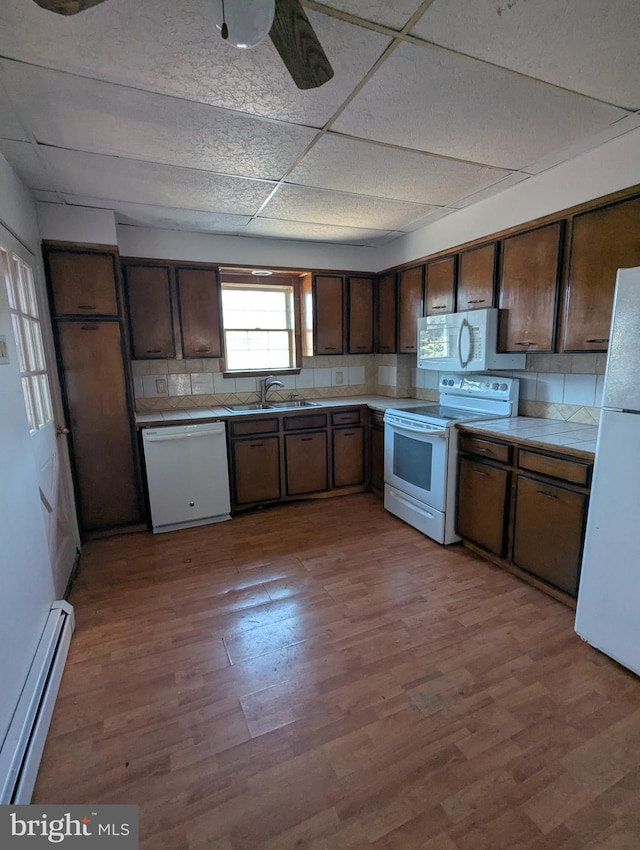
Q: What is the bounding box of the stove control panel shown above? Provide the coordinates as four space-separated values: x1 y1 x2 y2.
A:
440 374 515 398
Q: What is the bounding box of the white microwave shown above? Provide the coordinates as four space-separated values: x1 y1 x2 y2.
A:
417 308 526 372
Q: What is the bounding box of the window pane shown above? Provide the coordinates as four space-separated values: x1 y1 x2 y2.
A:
21 377 36 431
11 314 28 372
38 373 53 425
222 282 296 371
1 248 16 308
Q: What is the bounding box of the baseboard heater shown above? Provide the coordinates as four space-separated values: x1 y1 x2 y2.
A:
0 600 75 804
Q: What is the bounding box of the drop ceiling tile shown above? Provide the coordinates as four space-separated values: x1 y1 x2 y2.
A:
38 147 276 214
289 133 511 204
399 207 457 231
413 0 640 110
32 190 63 204
317 1 425 30
245 217 388 246
0 2 390 126
0 73 28 141
0 62 318 180
263 183 437 230
0 139 54 189
332 41 627 170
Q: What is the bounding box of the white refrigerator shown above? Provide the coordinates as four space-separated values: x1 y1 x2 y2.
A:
575 266 640 675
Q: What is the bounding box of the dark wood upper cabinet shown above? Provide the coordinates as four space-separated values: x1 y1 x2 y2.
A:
376 273 397 353
498 222 562 353
457 243 496 311
397 265 424 353
425 255 456 315
124 264 175 359
563 196 640 352
313 275 344 354
47 249 120 317
347 275 374 354
176 267 223 358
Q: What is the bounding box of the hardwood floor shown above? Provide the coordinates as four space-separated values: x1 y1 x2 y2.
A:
33 493 640 849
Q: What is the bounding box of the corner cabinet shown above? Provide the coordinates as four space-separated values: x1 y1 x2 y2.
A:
44 243 143 537
456 429 592 606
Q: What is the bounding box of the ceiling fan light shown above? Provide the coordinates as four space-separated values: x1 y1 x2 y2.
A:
215 0 276 50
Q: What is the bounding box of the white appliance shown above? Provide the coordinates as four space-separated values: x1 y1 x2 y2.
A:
384 374 519 544
575 266 640 675
418 308 526 372
142 421 231 533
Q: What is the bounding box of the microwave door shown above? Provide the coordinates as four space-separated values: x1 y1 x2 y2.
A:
418 313 464 370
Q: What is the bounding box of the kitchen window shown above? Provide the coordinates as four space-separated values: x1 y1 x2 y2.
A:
221 274 302 374
1 247 53 431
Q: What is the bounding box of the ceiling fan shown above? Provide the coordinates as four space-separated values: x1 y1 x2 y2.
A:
32 0 334 90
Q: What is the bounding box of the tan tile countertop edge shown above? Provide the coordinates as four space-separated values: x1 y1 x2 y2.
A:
135 396 432 427
457 417 597 460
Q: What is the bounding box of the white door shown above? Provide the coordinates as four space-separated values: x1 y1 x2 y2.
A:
1 231 79 598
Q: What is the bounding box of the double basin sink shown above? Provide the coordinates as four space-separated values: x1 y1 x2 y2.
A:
224 400 321 413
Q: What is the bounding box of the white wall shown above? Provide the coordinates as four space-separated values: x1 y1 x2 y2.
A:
116 223 377 271
382 125 640 269
0 153 56 746
36 203 118 246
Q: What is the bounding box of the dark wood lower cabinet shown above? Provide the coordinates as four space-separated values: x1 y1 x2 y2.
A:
512 475 587 597
57 320 142 533
285 432 328 495
456 457 509 557
232 437 281 505
369 412 384 495
333 427 365 488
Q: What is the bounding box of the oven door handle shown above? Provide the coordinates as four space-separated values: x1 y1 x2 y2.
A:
387 422 448 438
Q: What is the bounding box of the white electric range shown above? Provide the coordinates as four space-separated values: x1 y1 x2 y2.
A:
383 374 519 544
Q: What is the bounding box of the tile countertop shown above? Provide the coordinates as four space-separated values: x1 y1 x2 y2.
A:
134 395 432 427
458 417 598 459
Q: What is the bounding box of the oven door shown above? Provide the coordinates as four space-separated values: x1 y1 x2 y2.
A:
384 418 448 510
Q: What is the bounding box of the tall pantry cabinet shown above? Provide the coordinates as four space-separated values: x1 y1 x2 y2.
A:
44 243 143 537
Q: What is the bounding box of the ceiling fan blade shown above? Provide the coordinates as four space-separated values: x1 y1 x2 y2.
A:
32 0 108 14
269 0 334 90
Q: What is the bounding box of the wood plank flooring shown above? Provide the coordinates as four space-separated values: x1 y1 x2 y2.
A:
33 493 640 849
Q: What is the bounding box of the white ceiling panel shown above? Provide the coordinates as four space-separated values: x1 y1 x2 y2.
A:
413 0 640 111
0 62 318 180
332 41 627 170
37 147 276 214
262 183 437 230
0 2 390 126
0 139 55 190
289 133 511 204
245 217 388 246
316 0 425 30
0 77 28 141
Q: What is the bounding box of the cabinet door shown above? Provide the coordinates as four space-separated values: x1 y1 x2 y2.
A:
513 474 587 597
176 267 222 358
314 275 344 354
564 196 640 352
285 432 328 495
498 222 562 352
347 275 374 354
376 273 397 353
124 264 175 359
456 456 509 557
425 256 456 315
232 437 281 505
47 249 119 317
57 321 141 532
369 422 384 495
457 243 496 311
397 266 424 353
333 427 365 487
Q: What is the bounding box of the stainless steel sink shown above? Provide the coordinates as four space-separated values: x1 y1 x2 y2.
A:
223 402 271 412
266 400 321 409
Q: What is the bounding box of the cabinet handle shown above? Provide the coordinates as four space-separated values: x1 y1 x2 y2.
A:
467 299 485 304
76 304 96 310
341 431 356 436
514 341 536 346
474 470 489 477
476 447 491 453
301 437 313 442
80 325 99 331
432 305 447 310
196 347 211 352
250 442 264 447
146 349 162 354
405 345 416 350
356 346 367 350
324 346 337 350
585 338 609 344
536 490 558 500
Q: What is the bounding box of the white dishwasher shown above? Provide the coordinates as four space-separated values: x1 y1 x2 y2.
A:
142 421 231 533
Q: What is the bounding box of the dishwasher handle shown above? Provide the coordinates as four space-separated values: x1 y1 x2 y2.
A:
143 424 225 443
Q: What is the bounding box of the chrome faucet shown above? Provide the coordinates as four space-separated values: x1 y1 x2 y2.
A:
260 375 284 405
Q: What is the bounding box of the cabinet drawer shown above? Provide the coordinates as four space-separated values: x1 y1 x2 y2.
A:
283 413 327 431
518 449 591 486
331 409 361 426
460 434 510 464
230 417 279 437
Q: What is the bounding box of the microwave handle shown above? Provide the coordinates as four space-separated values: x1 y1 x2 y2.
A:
457 318 473 368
